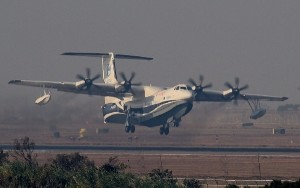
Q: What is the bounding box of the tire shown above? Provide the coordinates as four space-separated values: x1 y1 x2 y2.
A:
131 125 135 133
159 127 164 135
125 126 130 133
164 127 169 135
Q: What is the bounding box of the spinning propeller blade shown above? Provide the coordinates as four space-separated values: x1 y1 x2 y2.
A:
119 72 141 94
188 75 212 92
224 77 249 104
76 68 101 94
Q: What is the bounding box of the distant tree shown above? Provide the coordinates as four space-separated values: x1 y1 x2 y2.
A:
0 149 8 165
294 179 300 187
97 156 137 188
52 152 95 171
134 176 158 188
37 153 97 187
277 104 300 112
264 179 282 188
99 156 128 174
265 180 300 188
264 179 300 188
30 163 62 187
149 168 177 187
1 138 39 187
183 178 202 188
11 136 37 167
4 160 46 188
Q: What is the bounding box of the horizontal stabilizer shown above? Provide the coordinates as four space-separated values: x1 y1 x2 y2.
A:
61 52 153 60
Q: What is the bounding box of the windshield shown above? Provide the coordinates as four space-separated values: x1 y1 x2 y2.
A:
174 85 192 91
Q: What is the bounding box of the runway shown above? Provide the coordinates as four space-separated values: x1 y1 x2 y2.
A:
2 145 300 154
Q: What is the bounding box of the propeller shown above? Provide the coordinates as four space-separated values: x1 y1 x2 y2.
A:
76 68 101 92
224 77 249 104
119 72 141 94
188 75 212 93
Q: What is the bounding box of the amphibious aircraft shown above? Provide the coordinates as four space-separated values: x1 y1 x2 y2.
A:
9 52 288 135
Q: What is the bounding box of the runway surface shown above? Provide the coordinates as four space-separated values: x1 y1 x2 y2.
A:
2 145 300 154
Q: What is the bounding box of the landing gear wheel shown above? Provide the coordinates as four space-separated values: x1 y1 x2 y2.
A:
131 125 135 133
174 122 179 127
164 127 169 135
159 127 164 135
160 124 170 135
125 126 130 133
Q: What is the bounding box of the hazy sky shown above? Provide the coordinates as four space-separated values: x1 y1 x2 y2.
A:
1 0 300 112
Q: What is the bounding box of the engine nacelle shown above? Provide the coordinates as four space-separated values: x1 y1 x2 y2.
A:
75 80 86 89
250 108 266 119
35 94 51 105
114 84 127 93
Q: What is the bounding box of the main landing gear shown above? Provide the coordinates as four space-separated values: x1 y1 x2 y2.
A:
124 106 135 133
160 124 169 135
125 124 135 133
159 119 180 135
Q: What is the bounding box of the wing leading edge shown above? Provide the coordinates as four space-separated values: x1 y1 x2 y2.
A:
193 89 288 102
8 80 120 97
239 93 288 101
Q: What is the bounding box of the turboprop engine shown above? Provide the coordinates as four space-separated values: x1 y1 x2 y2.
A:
35 93 51 105
114 72 141 94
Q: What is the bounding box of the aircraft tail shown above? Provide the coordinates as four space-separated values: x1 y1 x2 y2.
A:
61 52 153 84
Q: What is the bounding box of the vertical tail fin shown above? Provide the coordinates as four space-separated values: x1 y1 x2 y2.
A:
102 52 118 84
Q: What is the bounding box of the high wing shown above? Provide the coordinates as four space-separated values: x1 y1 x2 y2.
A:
190 76 287 102
194 90 231 102
238 93 288 101
8 80 128 97
8 52 153 98
193 89 287 102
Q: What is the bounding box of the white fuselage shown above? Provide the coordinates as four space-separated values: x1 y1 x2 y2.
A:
102 84 194 127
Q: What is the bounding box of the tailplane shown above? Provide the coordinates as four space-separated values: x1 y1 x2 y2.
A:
61 52 153 84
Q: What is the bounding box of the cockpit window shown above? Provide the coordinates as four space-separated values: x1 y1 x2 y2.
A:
175 85 192 91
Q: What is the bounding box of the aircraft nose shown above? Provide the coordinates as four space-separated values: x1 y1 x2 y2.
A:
184 91 194 101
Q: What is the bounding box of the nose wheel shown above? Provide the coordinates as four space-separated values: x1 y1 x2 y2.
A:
125 124 135 133
159 124 170 135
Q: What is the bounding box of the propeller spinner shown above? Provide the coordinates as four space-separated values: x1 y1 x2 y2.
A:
188 75 212 93
224 77 249 104
119 72 142 94
76 68 101 92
